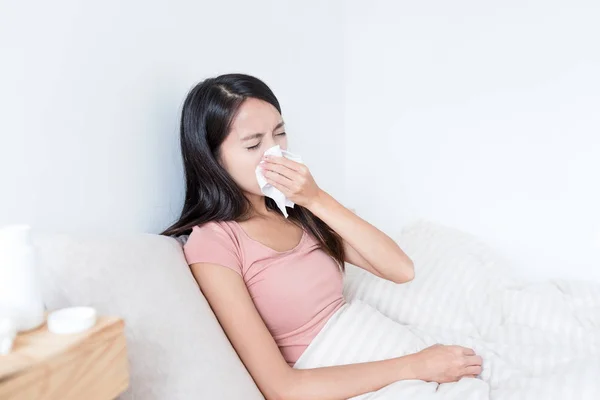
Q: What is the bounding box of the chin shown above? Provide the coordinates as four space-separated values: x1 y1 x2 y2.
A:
242 187 264 197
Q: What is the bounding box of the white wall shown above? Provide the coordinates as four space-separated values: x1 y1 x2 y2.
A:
344 0 600 281
3 0 598 282
0 0 345 234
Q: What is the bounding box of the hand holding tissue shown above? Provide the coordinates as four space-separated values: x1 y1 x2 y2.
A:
255 145 303 218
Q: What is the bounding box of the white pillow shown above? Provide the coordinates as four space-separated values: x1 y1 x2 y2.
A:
343 219 518 335
34 233 263 400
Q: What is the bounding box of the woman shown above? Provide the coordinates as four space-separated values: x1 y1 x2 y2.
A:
163 73 483 400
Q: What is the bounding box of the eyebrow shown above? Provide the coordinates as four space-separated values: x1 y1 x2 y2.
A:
241 121 285 142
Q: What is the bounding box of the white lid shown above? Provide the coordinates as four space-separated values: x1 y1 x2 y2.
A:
47 307 97 335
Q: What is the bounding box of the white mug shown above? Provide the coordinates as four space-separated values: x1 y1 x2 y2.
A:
0 225 45 332
0 317 17 354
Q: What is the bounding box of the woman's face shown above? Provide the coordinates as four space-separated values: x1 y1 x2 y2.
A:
218 98 288 196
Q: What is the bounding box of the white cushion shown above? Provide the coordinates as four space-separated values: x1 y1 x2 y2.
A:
343 219 517 335
34 233 263 400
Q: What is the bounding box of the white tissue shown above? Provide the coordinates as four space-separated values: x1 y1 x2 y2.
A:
255 145 303 218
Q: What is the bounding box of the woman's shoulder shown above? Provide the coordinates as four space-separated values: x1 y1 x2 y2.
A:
190 220 235 234
186 220 241 246
183 220 244 270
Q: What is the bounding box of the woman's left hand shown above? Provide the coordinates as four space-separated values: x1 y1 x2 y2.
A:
260 155 322 208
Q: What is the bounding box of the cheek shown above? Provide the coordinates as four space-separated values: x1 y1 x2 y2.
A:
222 150 263 193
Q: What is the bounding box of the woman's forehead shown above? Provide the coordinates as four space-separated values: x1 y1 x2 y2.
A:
230 99 283 138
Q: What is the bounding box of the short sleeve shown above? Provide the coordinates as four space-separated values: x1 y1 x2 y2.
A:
183 222 243 276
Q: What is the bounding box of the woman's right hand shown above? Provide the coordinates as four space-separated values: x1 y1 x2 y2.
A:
411 344 483 383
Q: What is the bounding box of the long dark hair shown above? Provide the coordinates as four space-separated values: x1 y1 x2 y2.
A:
162 73 345 268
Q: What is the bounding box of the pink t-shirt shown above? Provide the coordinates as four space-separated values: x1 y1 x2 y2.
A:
183 220 345 366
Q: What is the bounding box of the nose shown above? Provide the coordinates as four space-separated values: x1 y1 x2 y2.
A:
263 135 277 149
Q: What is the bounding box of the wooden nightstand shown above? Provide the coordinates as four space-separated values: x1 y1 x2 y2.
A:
0 316 129 400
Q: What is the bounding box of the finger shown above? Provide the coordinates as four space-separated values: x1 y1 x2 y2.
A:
464 365 482 376
465 355 483 366
264 155 303 172
463 375 477 379
265 176 292 195
263 170 293 188
261 161 301 181
460 347 476 356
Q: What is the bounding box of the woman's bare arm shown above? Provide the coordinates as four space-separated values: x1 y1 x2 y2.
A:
307 190 414 284
191 262 423 400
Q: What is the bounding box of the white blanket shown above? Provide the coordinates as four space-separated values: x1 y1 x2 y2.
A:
294 220 600 399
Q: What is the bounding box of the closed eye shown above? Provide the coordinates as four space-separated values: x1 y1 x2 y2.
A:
246 132 286 151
